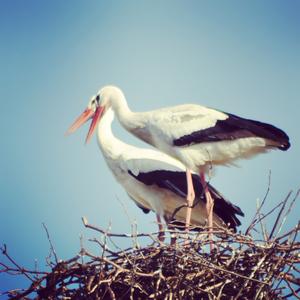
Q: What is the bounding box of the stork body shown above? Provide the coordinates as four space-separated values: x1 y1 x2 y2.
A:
67 106 244 240
97 109 243 235
67 86 290 245
104 90 290 173
92 86 290 236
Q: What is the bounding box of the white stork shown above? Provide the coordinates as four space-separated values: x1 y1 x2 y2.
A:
67 103 244 242
69 86 290 238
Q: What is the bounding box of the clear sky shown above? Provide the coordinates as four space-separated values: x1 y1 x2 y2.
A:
1 0 299 294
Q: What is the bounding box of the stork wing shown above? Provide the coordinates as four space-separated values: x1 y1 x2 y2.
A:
126 156 244 231
141 104 289 150
174 112 290 149
145 104 228 144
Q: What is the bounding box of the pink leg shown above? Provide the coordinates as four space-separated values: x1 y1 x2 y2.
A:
156 214 165 242
185 169 195 231
200 172 214 251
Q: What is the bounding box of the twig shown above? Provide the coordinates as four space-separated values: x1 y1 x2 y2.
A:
245 170 271 235
269 191 292 240
1 244 34 283
42 223 58 265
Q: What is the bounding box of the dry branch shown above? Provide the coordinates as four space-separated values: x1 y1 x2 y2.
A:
1 190 300 300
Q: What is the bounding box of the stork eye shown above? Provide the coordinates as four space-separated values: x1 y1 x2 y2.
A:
96 95 100 102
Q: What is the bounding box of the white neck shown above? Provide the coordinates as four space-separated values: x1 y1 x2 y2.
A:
96 108 127 160
110 94 143 131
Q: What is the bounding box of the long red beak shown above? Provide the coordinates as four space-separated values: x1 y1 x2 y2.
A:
66 106 104 144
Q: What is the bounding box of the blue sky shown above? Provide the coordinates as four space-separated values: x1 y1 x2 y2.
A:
1 0 299 294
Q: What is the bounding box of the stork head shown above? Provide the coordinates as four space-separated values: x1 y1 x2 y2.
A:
66 94 104 144
97 85 126 109
66 86 125 143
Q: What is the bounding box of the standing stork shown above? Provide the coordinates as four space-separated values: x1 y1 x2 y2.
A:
69 86 290 240
67 103 244 242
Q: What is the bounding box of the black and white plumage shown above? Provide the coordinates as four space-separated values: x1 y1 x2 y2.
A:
82 86 290 236
128 169 243 231
67 106 244 235
67 85 290 247
89 86 289 171
173 112 290 150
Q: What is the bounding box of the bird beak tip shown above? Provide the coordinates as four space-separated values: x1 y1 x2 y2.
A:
84 106 104 143
66 106 104 143
66 108 94 137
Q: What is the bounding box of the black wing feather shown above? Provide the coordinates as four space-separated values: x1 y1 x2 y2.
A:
174 112 290 150
128 170 243 231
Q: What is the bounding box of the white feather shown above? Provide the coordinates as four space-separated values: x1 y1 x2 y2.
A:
96 108 223 226
98 86 279 173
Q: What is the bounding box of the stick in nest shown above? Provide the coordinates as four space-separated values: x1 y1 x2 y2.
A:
1 190 299 299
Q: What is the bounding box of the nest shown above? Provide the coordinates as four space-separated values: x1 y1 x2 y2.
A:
1 190 300 299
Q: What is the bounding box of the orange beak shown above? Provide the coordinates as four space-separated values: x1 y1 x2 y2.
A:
66 106 104 144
